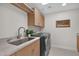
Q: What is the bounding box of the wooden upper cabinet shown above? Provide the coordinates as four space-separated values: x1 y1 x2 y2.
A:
40 14 45 27
11 4 44 27
28 8 44 28
28 13 35 26
11 3 33 14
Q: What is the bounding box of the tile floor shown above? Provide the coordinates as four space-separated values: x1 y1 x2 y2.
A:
48 47 79 56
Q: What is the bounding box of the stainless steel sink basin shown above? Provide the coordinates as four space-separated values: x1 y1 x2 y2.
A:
7 37 35 46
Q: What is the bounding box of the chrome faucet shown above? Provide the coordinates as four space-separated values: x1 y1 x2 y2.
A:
17 27 26 39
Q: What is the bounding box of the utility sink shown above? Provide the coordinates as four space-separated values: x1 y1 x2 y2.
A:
7 37 35 46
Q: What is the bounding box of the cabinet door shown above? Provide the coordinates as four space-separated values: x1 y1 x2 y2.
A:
34 8 44 27
11 45 32 56
34 8 41 26
40 14 44 27
38 11 42 27
28 13 35 26
32 40 40 56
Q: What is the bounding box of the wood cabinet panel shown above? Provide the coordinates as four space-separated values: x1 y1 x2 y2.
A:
40 14 44 27
28 8 44 28
12 45 32 56
28 13 35 26
32 39 40 56
34 8 40 26
11 3 33 13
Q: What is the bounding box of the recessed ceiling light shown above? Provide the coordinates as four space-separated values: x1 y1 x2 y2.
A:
62 3 67 6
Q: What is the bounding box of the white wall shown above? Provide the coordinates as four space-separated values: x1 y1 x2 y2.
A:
44 9 79 51
0 4 28 38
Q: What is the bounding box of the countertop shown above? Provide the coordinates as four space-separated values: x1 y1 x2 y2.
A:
0 37 40 56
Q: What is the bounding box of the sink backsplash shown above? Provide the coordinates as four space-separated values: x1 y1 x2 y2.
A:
28 26 42 33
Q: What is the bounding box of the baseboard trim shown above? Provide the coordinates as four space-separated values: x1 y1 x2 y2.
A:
52 44 77 52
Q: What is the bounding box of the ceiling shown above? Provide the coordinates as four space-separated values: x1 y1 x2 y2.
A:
27 3 79 15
